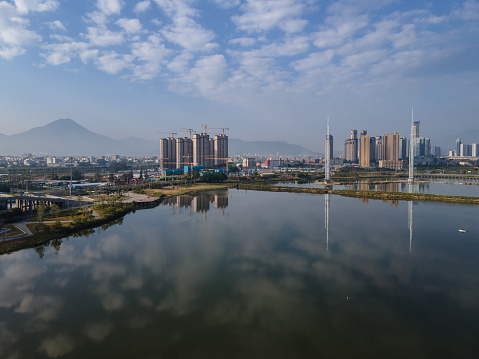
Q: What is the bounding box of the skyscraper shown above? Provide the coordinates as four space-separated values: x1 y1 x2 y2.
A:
326 134 333 160
193 133 210 167
160 137 176 170
176 137 193 169
344 129 358 163
359 130 370 168
456 138 462 157
214 134 228 168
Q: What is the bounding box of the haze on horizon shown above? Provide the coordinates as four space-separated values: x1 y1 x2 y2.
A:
0 0 478 152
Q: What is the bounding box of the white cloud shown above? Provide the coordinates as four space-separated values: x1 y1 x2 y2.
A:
170 54 227 96
45 20 65 31
313 15 369 49
0 2 42 47
291 50 334 72
232 0 307 33
341 49 387 68
41 41 91 65
97 0 124 16
212 0 241 9
86 27 124 46
134 0 151 13
116 18 142 33
13 0 59 14
0 46 25 60
229 37 256 47
454 0 479 20
95 50 132 74
257 36 309 57
155 0 217 52
167 52 193 73
130 34 171 80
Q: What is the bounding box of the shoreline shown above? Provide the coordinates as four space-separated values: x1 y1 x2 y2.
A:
2 181 478 255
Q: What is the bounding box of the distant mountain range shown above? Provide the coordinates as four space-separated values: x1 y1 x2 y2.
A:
0 119 318 157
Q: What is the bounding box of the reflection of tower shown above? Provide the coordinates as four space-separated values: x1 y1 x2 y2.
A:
325 193 330 250
408 200 413 253
408 183 414 253
325 117 331 184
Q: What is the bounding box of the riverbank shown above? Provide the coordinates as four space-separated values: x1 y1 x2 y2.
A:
0 184 229 255
230 183 479 204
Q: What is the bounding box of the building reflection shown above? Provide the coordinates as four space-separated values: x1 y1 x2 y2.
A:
161 193 229 214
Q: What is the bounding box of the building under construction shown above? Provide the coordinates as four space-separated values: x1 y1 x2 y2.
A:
159 126 228 172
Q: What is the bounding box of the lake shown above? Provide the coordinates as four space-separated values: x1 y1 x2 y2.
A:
1 189 478 358
276 180 479 197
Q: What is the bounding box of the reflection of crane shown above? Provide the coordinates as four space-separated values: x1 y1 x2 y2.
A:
201 123 219 134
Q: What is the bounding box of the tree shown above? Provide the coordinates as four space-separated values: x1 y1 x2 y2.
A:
50 204 60 219
36 204 46 225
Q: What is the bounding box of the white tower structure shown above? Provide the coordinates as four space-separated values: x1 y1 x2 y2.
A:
408 109 414 182
325 117 331 184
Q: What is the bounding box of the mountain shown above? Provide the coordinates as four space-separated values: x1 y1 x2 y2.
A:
435 129 479 152
229 139 319 156
0 119 158 156
0 119 318 157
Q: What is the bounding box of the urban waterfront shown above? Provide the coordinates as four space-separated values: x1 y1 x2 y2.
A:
0 190 478 358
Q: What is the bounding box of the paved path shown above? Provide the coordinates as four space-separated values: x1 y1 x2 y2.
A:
123 192 159 204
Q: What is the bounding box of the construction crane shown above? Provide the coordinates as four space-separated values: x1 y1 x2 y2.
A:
157 131 177 138
201 123 219 134
210 127 229 136
180 128 195 140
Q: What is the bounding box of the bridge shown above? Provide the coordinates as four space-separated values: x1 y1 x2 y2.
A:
0 195 77 212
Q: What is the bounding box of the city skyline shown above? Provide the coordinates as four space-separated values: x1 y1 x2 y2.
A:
1 0 478 151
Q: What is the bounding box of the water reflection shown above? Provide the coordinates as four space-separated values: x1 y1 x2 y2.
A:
0 190 478 358
161 192 229 213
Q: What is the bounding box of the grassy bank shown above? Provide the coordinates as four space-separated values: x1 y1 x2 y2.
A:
142 183 229 199
229 183 479 205
0 202 138 255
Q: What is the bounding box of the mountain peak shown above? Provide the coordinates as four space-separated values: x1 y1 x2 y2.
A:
44 118 85 130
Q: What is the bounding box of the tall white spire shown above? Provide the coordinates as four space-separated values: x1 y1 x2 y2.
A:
408 108 414 182
325 117 330 183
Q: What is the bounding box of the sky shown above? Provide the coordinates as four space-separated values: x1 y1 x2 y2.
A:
0 0 478 152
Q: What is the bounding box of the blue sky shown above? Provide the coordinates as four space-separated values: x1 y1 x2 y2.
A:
0 0 478 151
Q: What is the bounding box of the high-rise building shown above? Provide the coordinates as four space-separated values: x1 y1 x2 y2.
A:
434 146 441 157
344 139 358 162
160 137 176 169
399 137 407 160
214 134 228 168
193 133 210 167
460 143 472 157
375 136 384 161
369 137 376 163
472 144 479 157
379 132 404 169
176 137 193 169
456 138 462 157
359 130 370 168
326 134 333 160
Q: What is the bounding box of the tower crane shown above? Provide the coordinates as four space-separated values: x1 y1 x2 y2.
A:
201 123 219 134
157 131 177 138
209 127 229 136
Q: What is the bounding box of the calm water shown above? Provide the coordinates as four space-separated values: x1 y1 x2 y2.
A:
276 181 479 197
1 190 479 358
